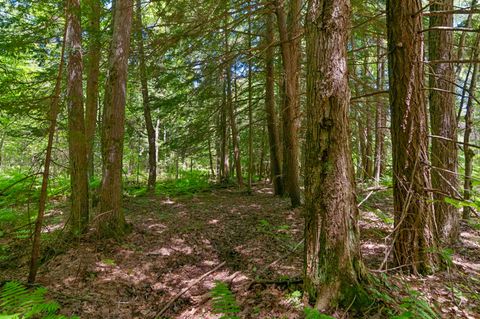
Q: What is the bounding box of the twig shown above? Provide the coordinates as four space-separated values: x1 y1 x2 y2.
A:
154 261 226 318
358 191 374 208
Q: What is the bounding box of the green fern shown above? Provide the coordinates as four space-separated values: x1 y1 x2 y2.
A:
210 281 240 319
304 307 335 319
0 281 77 319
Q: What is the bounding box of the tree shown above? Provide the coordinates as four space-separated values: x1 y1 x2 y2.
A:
66 0 89 234
373 36 387 183
264 7 284 196
135 0 157 193
428 0 459 243
304 0 365 309
386 0 437 273
274 0 302 207
97 0 134 237
84 0 101 181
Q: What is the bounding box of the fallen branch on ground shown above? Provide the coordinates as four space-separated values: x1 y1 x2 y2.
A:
153 261 226 318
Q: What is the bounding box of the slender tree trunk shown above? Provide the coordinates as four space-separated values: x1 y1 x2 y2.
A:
28 22 67 284
274 0 302 207
98 0 133 237
208 136 215 178
463 35 480 220
386 0 437 274
304 0 365 309
265 8 284 196
219 85 230 183
85 0 101 181
224 20 243 187
428 0 459 244
247 4 253 194
373 37 386 183
66 0 89 235
135 0 156 193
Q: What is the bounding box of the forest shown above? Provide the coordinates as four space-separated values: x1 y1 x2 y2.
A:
0 0 479 318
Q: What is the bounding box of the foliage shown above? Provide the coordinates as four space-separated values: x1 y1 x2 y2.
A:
210 281 240 319
303 307 335 319
0 281 78 319
155 170 211 196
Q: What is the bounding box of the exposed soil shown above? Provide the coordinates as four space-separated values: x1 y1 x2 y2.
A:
1 186 479 318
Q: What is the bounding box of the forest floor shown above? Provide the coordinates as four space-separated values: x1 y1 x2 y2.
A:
1 184 480 318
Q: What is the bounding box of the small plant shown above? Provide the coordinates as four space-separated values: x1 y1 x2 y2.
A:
0 281 78 319
210 281 240 319
304 307 335 319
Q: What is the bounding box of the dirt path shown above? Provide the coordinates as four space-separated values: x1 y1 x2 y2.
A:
3 186 480 318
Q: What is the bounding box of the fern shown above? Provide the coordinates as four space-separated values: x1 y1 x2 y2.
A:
0 282 77 319
210 281 240 319
304 307 335 319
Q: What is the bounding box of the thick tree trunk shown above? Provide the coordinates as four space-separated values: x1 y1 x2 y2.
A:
66 0 89 235
28 23 67 284
274 0 302 207
428 0 459 244
85 0 101 181
135 0 156 193
265 9 284 196
304 0 365 310
386 0 437 274
463 35 480 220
218 86 230 183
98 0 133 237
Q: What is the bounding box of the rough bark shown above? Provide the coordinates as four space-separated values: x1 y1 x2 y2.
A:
218 84 230 183
274 0 302 207
265 9 284 196
247 3 254 194
386 0 437 273
66 0 89 235
304 0 365 310
135 0 156 192
98 0 133 237
428 0 459 244
28 23 67 284
85 0 101 181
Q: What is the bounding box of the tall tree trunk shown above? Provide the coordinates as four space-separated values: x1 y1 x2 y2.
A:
135 0 156 193
98 0 133 237
224 19 243 187
428 0 459 244
28 22 68 284
373 37 386 183
274 0 302 207
219 84 230 183
265 8 284 196
66 0 89 235
247 2 253 193
463 35 480 220
304 0 365 309
386 0 437 274
85 0 101 181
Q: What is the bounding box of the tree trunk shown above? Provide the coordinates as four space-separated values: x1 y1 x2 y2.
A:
98 0 133 237
85 0 101 181
304 0 365 309
463 35 480 220
135 0 156 193
265 8 284 196
66 0 89 235
28 22 67 284
274 0 302 207
219 85 230 183
386 0 437 274
247 4 253 194
428 0 459 244
373 37 386 183
224 20 243 187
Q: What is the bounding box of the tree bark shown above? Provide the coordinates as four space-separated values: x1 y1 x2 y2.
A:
304 0 366 310
247 2 254 194
98 0 133 237
265 8 284 196
373 36 386 183
66 0 89 235
28 22 68 284
274 0 302 207
85 0 101 181
135 0 156 193
386 0 437 274
428 0 459 244
463 35 480 220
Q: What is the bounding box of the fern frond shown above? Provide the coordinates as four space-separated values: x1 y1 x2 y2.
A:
210 281 240 319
